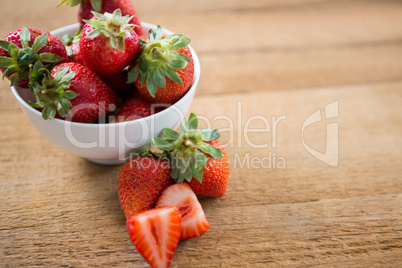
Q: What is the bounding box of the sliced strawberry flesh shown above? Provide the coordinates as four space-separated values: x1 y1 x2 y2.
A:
156 183 210 239
127 206 181 268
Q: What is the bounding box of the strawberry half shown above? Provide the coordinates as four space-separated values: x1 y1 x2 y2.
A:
152 113 230 197
127 26 194 104
156 183 210 239
126 206 181 268
80 9 141 76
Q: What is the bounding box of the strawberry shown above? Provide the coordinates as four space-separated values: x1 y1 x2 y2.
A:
0 27 67 87
29 62 117 122
69 42 86 66
156 183 210 239
80 9 141 76
187 139 229 197
127 26 194 104
62 28 86 66
152 113 230 197
126 206 181 268
118 154 175 218
59 0 143 36
113 97 153 122
113 95 168 123
100 70 136 98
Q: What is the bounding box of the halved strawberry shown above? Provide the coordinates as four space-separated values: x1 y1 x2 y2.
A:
126 206 181 268
156 183 210 240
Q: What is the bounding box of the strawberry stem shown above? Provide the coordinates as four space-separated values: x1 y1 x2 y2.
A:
152 113 222 183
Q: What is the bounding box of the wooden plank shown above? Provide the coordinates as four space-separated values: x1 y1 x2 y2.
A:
1 0 401 266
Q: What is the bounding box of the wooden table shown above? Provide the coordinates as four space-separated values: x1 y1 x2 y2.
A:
1 0 401 266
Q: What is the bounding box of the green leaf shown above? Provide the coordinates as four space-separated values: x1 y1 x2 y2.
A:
192 149 207 182
127 65 139 84
197 142 223 159
152 67 166 89
146 70 157 97
20 27 31 49
8 43 20 59
170 161 179 181
181 157 193 182
42 105 56 120
168 59 188 70
110 36 117 50
155 25 163 41
9 73 21 86
56 101 68 118
163 128 180 141
187 113 198 132
18 51 37 66
60 97 72 110
38 53 60 63
113 8 122 19
118 36 125 51
0 40 10 51
57 0 81 7
29 101 43 108
138 57 148 72
86 29 103 39
64 90 78 100
198 128 221 142
72 27 82 43
32 33 48 52
91 11 106 21
179 117 188 134
0 56 16 68
152 137 175 151
163 66 183 85
62 33 73 45
2 66 18 79
170 36 191 50
90 0 102 12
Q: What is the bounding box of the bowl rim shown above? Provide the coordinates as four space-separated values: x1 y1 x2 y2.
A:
10 22 200 129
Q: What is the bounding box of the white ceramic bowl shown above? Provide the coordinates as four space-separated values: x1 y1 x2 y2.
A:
10 23 200 165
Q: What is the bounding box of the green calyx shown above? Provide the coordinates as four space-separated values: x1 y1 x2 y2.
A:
83 9 136 51
58 0 102 12
126 25 191 98
0 27 64 86
62 26 82 46
152 113 223 183
29 67 78 120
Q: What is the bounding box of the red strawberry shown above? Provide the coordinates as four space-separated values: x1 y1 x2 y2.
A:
118 154 175 218
59 0 143 35
69 42 86 66
100 70 136 98
126 206 181 268
127 26 195 104
156 183 210 239
113 96 168 123
0 27 67 87
29 62 117 123
79 9 141 76
152 113 230 197
187 139 229 197
113 97 152 122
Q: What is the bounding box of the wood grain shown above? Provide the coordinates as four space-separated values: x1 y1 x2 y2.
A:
0 0 401 267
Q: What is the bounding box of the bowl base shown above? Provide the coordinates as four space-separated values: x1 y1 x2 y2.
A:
86 158 125 165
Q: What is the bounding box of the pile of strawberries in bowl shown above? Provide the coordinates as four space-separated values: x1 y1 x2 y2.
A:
2 0 202 164
0 1 230 267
